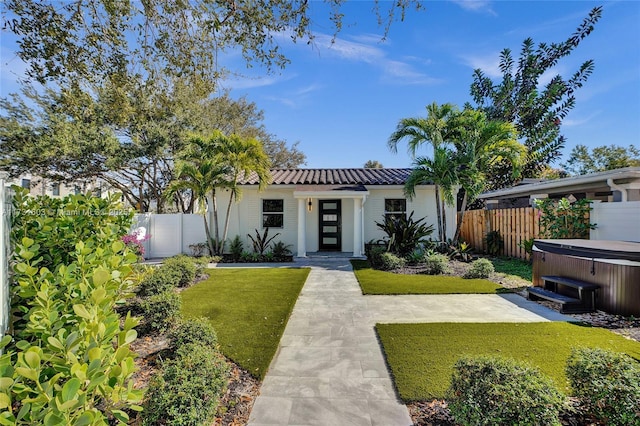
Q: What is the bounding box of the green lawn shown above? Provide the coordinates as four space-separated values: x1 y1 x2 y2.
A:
491 257 533 281
351 260 503 294
180 267 310 380
376 322 640 401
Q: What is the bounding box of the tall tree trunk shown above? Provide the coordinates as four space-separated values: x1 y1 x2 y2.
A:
441 198 447 242
211 188 220 254
453 190 468 245
203 210 214 256
221 191 235 255
435 185 443 241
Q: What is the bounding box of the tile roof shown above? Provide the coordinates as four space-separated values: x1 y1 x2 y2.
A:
240 168 420 186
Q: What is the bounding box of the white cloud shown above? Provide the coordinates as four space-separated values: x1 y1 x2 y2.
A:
459 52 502 78
563 111 602 127
382 60 442 85
220 72 295 90
450 0 496 15
265 82 324 108
295 83 323 96
312 33 439 86
312 33 386 63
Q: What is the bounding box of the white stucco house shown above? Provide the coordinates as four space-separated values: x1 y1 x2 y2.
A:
214 168 456 257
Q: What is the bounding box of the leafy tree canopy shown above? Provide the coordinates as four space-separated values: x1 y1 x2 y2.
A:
561 144 640 176
364 160 384 169
470 6 602 189
0 84 301 212
2 0 423 90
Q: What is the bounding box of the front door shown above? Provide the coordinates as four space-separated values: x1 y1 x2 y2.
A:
319 200 341 251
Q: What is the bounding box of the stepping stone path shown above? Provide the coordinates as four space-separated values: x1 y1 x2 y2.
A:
247 258 569 426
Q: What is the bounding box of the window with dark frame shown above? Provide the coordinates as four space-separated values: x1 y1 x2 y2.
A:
384 198 406 221
52 183 60 196
262 199 284 228
21 178 31 189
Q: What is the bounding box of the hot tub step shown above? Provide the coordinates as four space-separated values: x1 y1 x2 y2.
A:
526 287 596 313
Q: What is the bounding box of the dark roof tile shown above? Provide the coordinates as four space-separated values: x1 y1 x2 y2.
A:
241 168 424 186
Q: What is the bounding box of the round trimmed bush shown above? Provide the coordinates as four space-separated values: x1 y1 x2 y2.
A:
143 343 229 426
169 317 218 349
138 265 182 296
567 347 640 426
424 253 451 275
448 356 566 426
463 258 494 279
379 252 406 271
140 290 181 333
162 255 197 287
368 245 388 269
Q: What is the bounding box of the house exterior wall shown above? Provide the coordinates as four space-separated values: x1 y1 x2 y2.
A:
214 184 453 254
214 187 300 252
363 186 446 243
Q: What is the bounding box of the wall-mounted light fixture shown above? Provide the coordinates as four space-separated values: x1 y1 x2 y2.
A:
307 198 313 212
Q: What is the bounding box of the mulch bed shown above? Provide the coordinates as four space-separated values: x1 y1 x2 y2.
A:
130 332 260 426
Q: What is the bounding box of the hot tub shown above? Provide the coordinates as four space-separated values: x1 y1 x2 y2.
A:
533 239 640 316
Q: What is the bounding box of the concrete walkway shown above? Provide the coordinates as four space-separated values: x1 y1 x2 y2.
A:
244 258 570 426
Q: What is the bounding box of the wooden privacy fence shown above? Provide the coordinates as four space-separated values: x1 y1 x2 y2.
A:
458 207 542 260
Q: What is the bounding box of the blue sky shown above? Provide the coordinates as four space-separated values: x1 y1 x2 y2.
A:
222 0 640 169
1 1 638 170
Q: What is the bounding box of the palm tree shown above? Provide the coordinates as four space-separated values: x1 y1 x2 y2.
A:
389 103 526 244
404 147 459 241
449 109 525 242
213 133 271 253
388 102 458 157
388 103 459 241
167 160 229 256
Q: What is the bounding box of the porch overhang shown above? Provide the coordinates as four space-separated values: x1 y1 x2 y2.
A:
293 185 368 259
293 184 369 199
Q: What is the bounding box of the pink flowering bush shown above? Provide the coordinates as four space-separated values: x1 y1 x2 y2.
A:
122 229 151 258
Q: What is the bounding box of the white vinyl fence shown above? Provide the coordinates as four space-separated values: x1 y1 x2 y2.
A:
132 213 207 258
590 201 640 242
1 173 11 336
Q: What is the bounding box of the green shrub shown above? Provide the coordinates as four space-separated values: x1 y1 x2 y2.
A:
140 290 182 333
448 356 565 426
379 252 406 271
162 255 197 287
169 317 218 349
4 189 142 424
367 245 388 269
138 265 182 296
228 235 244 261
566 347 640 426
248 228 280 255
375 211 435 257
143 343 229 426
405 249 426 266
240 251 260 262
464 258 494 279
534 197 596 239
191 256 210 276
518 238 535 257
485 230 503 256
271 241 293 260
424 253 451 275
